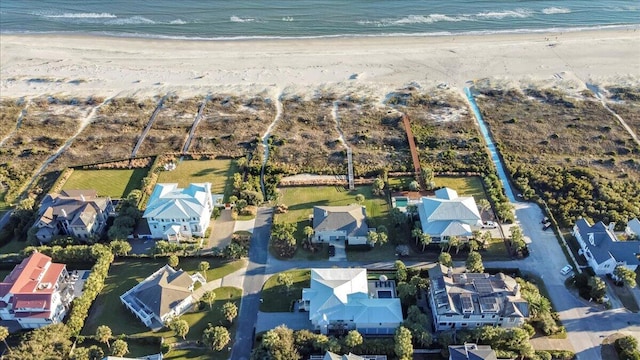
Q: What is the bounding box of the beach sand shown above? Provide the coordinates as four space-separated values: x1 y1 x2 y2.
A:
1 29 639 99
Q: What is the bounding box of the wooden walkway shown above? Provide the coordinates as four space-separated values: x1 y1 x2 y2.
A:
401 114 423 187
130 95 166 158
182 97 208 155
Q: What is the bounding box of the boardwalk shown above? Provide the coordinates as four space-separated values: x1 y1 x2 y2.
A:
181 98 208 155
401 114 422 187
130 95 166 158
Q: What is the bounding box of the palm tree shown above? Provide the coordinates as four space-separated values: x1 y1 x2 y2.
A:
440 241 449 253
420 233 432 251
449 236 462 254
412 227 423 245
0 326 10 353
303 226 314 246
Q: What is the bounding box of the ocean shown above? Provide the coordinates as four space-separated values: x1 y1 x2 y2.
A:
0 0 638 40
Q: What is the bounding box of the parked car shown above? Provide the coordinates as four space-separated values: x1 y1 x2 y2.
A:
541 217 549 224
481 221 497 229
560 265 573 275
543 221 552 230
328 245 336 257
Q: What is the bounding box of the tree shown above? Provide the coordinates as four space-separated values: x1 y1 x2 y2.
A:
203 325 230 351
168 254 179 268
236 199 248 213
419 233 432 251
170 319 190 340
510 226 527 255
390 208 406 226
440 241 449 253
222 302 238 324
0 326 10 353
355 194 365 203
466 251 484 273
412 227 422 245
468 239 480 252
395 260 408 282
277 272 294 294
438 252 453 267
96 325 112 349
477 199 491 213
377 231 389 246
481 231 492 249
394 326 413 360
199 261 210 281
614 266 637 288
111 339 128 357
449 236 462 254
5 323 71 360
253 325 300 360
588 276 606 302
367 231 379 246
109 240 132 257
372 178 385 196
201 290 216 309
409 180 420 191
303 226 314 243
343 330 363 348
397 282 417 304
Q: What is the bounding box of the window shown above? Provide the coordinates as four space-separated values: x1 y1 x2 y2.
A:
153 225 157 229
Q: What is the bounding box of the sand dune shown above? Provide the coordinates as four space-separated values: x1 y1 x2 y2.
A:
1 29 639 99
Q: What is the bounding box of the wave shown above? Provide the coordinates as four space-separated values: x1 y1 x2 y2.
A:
282 17 294 22
230 16 256 23
106 16 155 25
542 7 571 15
476 9 533 20
40 12 117 19
170 19 187 25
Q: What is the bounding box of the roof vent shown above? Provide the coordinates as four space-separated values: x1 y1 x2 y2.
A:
588 232 595 246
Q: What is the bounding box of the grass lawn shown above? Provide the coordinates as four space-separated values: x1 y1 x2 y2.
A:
157 159 237 200
63 168 149 198
434 176 487 202
82 258 244 336
388 176 414 191
275 186 390 261
482 237 510 260
0 239 27 254
260 269 310 312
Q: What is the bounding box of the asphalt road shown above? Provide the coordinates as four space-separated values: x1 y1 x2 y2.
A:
231 207 272 360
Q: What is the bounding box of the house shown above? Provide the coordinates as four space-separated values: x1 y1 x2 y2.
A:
449 343 500 360
0 252 74 330
143 183 213 241
573 218 640 275
428 264 529 331
626 218 640 239
33 189 114 243
312 205 369 245
301 268 403 335
417 188 482 243
310 351 387 360
120 265 206 328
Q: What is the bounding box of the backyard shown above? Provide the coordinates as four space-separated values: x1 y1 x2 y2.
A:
274 185 391 260
434 176 487 202
82 258 244 358
156 159 237 200
260 269 311 312
62 168 149 198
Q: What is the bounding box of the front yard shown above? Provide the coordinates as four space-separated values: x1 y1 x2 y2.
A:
62 168 149 198
260 269 311 312
156 159 237 200
82 258 244 359
274 185 392 261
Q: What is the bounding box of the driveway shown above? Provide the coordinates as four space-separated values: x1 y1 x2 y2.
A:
256 311 312 333
208 209 234 249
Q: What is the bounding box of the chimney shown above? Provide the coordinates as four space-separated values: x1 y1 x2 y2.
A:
447 267 453 278
61 208 67 218
608 222 615 233
80 194 85 202
513 283 520 297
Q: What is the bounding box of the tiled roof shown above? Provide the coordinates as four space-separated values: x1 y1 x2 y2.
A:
0 253 63 297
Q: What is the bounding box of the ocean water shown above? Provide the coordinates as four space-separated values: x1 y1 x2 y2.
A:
0 0 638 39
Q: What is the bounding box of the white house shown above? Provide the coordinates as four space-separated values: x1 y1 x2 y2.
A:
120 265 205 329
312 205 369 245
33 190 114 243
573 218 640 275
143 183 213 241
417 188 482 242
301 268 403 335
626 218 640 239
0 252 75 330
428 264 529 331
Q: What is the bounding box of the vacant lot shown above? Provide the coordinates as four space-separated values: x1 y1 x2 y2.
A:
269 95 344 175
56 97 158 167
82 258 244 359
156 159 237 198
260 269 310 312
62 168 149 198
137 95 204 156
0 96 101 202
275 185 391 260
0 98 24 141
190 94 275 157
475 86 640 227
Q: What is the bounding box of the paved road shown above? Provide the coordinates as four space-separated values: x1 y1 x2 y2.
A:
231 207 272 360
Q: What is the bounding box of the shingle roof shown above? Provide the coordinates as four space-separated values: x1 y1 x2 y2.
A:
575 218 640 265
449 344 498 360
132 265 194 318
313 205 368 237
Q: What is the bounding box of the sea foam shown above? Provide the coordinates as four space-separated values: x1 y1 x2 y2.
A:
41 12 117 19
542 7 571 15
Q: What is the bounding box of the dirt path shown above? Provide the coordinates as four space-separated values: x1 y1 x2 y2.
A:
331 100 354 190
181 96 208 155
130 94 167 158
0 98 29 147
259 89 283 198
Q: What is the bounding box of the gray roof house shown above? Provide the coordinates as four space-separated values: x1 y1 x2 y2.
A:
573 218 640 275
417 188 481 242
312 205 369 245
33 189 113 244
309 351 386 360
120 265 205 328
428 264 529 331
449 343 500 360
626 218 640 239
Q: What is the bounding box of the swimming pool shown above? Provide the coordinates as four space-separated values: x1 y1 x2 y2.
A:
377 290 392 298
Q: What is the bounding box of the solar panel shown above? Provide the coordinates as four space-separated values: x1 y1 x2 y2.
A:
460 294 474 313
479 297 500 313
473 279 494 294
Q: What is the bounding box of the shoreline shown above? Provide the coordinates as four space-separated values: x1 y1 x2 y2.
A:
1 28 639 98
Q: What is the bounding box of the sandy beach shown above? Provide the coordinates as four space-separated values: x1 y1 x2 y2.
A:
1 29 639 99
